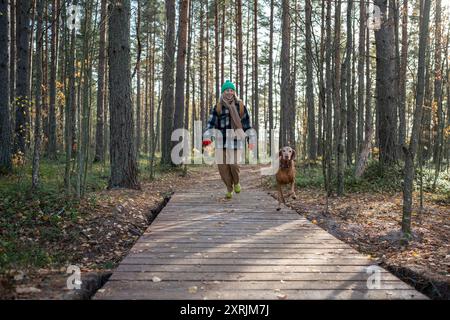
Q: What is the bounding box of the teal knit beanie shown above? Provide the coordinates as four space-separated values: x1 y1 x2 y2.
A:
221 80 236 93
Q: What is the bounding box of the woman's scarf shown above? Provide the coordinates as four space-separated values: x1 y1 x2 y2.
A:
220 93 246 140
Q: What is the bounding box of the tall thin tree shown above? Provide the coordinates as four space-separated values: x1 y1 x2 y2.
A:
402 0 431 240
160 0 176 166
0 0 12 174
108 0 139 188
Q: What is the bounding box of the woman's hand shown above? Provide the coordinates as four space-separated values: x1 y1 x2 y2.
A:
202 139 212 147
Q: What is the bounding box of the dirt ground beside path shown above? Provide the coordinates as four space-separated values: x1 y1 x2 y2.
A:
1 165 216 300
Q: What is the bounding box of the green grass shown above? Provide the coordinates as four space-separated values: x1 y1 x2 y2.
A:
294 160 450 197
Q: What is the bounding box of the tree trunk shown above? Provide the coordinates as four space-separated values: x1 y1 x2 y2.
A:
184 0 193 159
236 0 243 98
305 0 316 160
199 0 205 127
173 0 190 158
14 0 32 154
32 0 45 190
280 0 292 147
253 0 259 144
135 0 142 158
335 0 345 196
160 0 176 166
9 0 15 108
374 0 398 165
398 0 408 149
356 0 366 160
324 0 333 197
268 0 274 155
65 1 77 193
47 0 59 159
94 0 107 162
402 0 431 241
108 0 139 189
0 0 12 174
433 0 443 166
317 0 325 158
144 20 149 155
220 0 224 87
345 0 354 166
214 0 219 100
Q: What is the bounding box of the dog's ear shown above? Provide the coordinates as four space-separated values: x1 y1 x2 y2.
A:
291 149 296 161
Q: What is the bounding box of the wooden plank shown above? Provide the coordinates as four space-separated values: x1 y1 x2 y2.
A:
120 257 374 266
105 279 412 291
131 242 353 249
129 247 362 254
126 253 371 260
109 271 401 282
138 239 344 245
115 264 391 273
154 216 301 222
94 282 425 300
142 230 337 237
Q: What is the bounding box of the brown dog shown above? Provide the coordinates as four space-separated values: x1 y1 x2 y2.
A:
275 146 296 210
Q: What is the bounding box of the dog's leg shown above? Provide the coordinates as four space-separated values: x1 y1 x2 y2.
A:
277 184 286 211
291 182 297 199
277 184 285 211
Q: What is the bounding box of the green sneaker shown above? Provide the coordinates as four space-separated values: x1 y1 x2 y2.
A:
225 191 233 199
234 183 241 193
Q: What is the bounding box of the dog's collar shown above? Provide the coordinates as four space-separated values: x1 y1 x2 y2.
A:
279 159 292 169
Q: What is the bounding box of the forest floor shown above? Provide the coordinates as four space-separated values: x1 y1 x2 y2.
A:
1 161 448 300
0 163 214 299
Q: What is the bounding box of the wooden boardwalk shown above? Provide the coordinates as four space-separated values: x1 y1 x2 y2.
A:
94 167 427 300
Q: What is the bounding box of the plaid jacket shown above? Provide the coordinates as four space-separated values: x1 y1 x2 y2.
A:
203 102 255 149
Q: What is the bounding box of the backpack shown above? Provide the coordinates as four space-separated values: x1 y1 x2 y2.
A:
216 100 245 119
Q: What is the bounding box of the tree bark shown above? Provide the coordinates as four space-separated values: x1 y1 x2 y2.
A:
32 0 45 190
47 0 59 159
280 0 293 147
0 0 12 174
135 0 142 157
433 0 443 166
374 0 398 165
345 0 354 166
253 0 259 143
9 0 15 108
305 0 316 160
356 0 366 160
94 0 107 162
402 0 431 240
268 0 274 155
335 0 345 196
173 0 190 158
214 0 219 100
398 0 408 148
160 0 176 166
236 0 244 98
108 0 139 189
14 0 32 154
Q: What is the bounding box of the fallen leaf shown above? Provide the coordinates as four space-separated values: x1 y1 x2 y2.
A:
152 276 162 282
188 286 198 293
16 286 41 294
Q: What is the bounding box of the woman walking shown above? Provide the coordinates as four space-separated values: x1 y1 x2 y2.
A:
203 80 255 199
